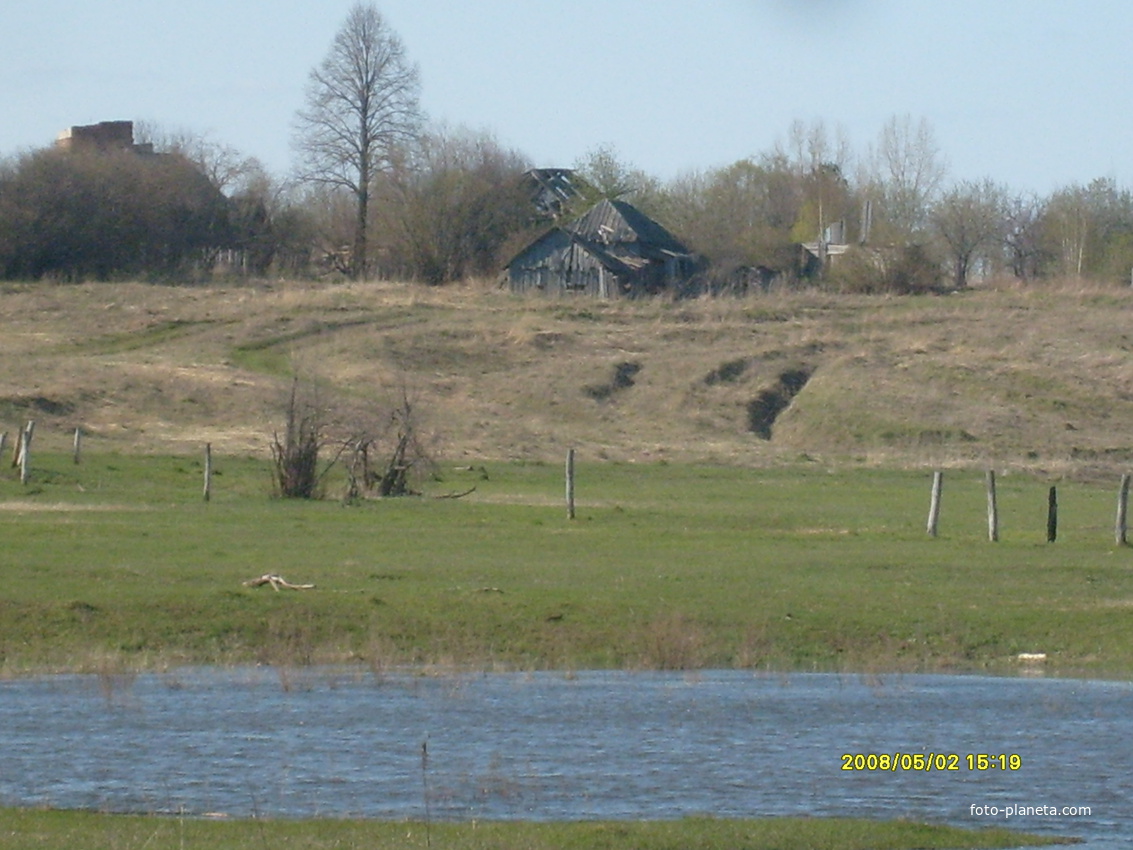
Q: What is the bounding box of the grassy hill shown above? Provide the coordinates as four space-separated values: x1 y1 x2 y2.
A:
2 277 1132 478
4 278 1133 676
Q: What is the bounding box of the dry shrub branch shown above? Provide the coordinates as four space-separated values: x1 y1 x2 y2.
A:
270 377 346 499
344 386 437 501
272 375 437 501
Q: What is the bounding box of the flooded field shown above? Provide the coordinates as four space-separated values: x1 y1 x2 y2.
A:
1 669 1129 847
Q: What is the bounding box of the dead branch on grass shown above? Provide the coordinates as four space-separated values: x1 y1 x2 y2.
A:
243 574 316 591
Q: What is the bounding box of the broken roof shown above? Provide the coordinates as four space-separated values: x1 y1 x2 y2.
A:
566 199 690 255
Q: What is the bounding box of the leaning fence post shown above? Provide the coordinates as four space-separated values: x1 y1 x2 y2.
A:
565 448 575 520
203 443 212 503
72 427 82 465
986 470 999 542
927 470 943 537
1117 474 1131 546
13 419 33 468
1046 485 1058 543
18 427 30 485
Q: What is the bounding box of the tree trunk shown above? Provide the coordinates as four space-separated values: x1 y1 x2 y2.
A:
353 143 371 280
353 185 369 280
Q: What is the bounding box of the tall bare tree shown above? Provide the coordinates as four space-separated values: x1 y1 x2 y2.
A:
866 115 947 237
778 119 854 245
293 3 421 279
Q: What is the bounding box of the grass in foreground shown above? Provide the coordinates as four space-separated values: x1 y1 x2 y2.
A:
2 452 1133 677
0 811 1072 850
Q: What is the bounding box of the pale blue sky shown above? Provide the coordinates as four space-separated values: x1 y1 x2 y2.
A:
3 1 1131 195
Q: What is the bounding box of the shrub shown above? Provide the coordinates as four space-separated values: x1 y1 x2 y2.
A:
270 378 329 499
828 243 943 294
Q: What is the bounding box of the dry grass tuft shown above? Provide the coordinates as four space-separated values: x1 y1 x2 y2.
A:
639 612 707 670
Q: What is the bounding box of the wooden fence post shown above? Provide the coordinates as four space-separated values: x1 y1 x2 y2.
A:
0 432 6 465
18 427 30 485
203 443 212 503
926 470 943 537
1117 474 1131 546
986 470 999 542
1046 485 1058 543
565 448 575 520
13 420 33 468
73 427 82 465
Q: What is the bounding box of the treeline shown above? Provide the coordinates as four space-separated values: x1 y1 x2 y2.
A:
0 146 230 281
0 141 309 281
624 117 1133 292
0 127 539 284
4 114 1133 289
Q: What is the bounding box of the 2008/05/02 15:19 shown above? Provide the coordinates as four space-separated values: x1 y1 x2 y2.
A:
841 753 1023 771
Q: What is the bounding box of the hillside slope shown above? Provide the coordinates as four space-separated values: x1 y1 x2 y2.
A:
2 279 1132 478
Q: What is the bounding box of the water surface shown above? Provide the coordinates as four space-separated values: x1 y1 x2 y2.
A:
1 669 1129 848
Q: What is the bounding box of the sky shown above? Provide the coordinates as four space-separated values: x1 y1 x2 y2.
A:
3 0 1132 196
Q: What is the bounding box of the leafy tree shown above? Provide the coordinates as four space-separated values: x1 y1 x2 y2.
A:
572 144 662 212
1043 178 1133 282
293 3 421 280
657 159 799 281
573 144 638 201
1042 184 1093 278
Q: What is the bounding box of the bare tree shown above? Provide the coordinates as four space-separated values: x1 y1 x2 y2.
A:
867 115 947 237
1003 193 1046 280
780 120 853 232
378 126 532 284
931 179 1007 288
342 386 437 500
293 3 421 279
135 122 264 195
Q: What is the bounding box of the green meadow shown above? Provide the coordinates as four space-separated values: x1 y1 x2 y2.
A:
0 810 1068 850
2 451 1131 678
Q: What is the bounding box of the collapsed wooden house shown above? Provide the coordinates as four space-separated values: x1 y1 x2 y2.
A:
505 199 700 298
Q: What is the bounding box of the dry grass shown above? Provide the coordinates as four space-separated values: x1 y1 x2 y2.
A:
3 277 1133 476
